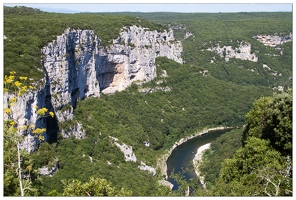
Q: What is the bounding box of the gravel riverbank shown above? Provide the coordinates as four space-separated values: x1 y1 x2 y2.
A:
192 143 211 190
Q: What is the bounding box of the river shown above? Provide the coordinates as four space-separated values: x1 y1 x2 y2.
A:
166 128 233 190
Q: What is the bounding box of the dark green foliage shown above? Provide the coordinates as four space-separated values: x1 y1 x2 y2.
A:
36 136 168 196
60 176 133 196
29 143 57 168
200 89 292 196
199 128 243 187
214 137 291 196
4 6 43 15
243 89 292 156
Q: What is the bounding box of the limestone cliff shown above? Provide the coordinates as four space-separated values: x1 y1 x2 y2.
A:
252 33 292 47
208 42 258 62
3 26 183 152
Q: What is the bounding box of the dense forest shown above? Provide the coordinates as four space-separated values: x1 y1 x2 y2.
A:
3 6 292 196
197 89 292 196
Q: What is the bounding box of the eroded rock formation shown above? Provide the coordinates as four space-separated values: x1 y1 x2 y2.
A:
208 42 258 62
3 26 183 152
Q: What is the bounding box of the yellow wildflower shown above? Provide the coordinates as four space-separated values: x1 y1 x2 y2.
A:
4 88 8 92
14 81 22 87
29 124 35 129
49 111 54 118
9 97 17 106
9 97 17 102
19 76 28 81
18 87 27 96
38 135 45 141
4 108 11 115
29 86 34 89
9 126 18 132
33 128 46 134
5 76 14 84
36 108 48 116
18 92 23 97
20 125 28 130
9 121 15 125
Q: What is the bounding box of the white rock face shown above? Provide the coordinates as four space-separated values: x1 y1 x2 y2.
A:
42 26 182 119
39 159 58 176
253 33 292 47
3 86 51 152
138 161 156 176
208 42 258 62
263 64 271 70
110 136 157 175
110 136 137 162
42 28 102 118
61 122 86 139
184 31 193 39
158 180 174 190
4 26 183 152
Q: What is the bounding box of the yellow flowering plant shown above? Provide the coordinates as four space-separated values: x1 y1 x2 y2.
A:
3 71 54 196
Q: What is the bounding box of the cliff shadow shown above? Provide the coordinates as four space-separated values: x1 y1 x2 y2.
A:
38 62 59 144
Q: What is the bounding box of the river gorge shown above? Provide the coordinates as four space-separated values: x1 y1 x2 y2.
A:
163 128 233 190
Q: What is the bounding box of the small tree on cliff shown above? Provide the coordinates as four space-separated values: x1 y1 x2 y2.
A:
3 71 54 196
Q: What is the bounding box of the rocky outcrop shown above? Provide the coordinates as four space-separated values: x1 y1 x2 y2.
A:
109 136 157 175
262 64 282 78
253 33 292 47
3 83 55 152
139 86 172 94
208 34 292 63
4 26 183 152
138 161 156 176
208 42 258 62
39 159 59 177
61 122 86 139
158 180 174 190
110 136 137 162
184 31 193 39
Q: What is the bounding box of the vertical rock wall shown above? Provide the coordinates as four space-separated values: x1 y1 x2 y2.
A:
3 26 183 152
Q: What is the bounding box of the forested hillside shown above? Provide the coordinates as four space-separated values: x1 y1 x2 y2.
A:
3 6 292 196
197 89 292 196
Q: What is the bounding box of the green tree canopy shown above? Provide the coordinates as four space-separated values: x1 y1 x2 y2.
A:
60 177 132 196
215 136 291 196
243 89 292 156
